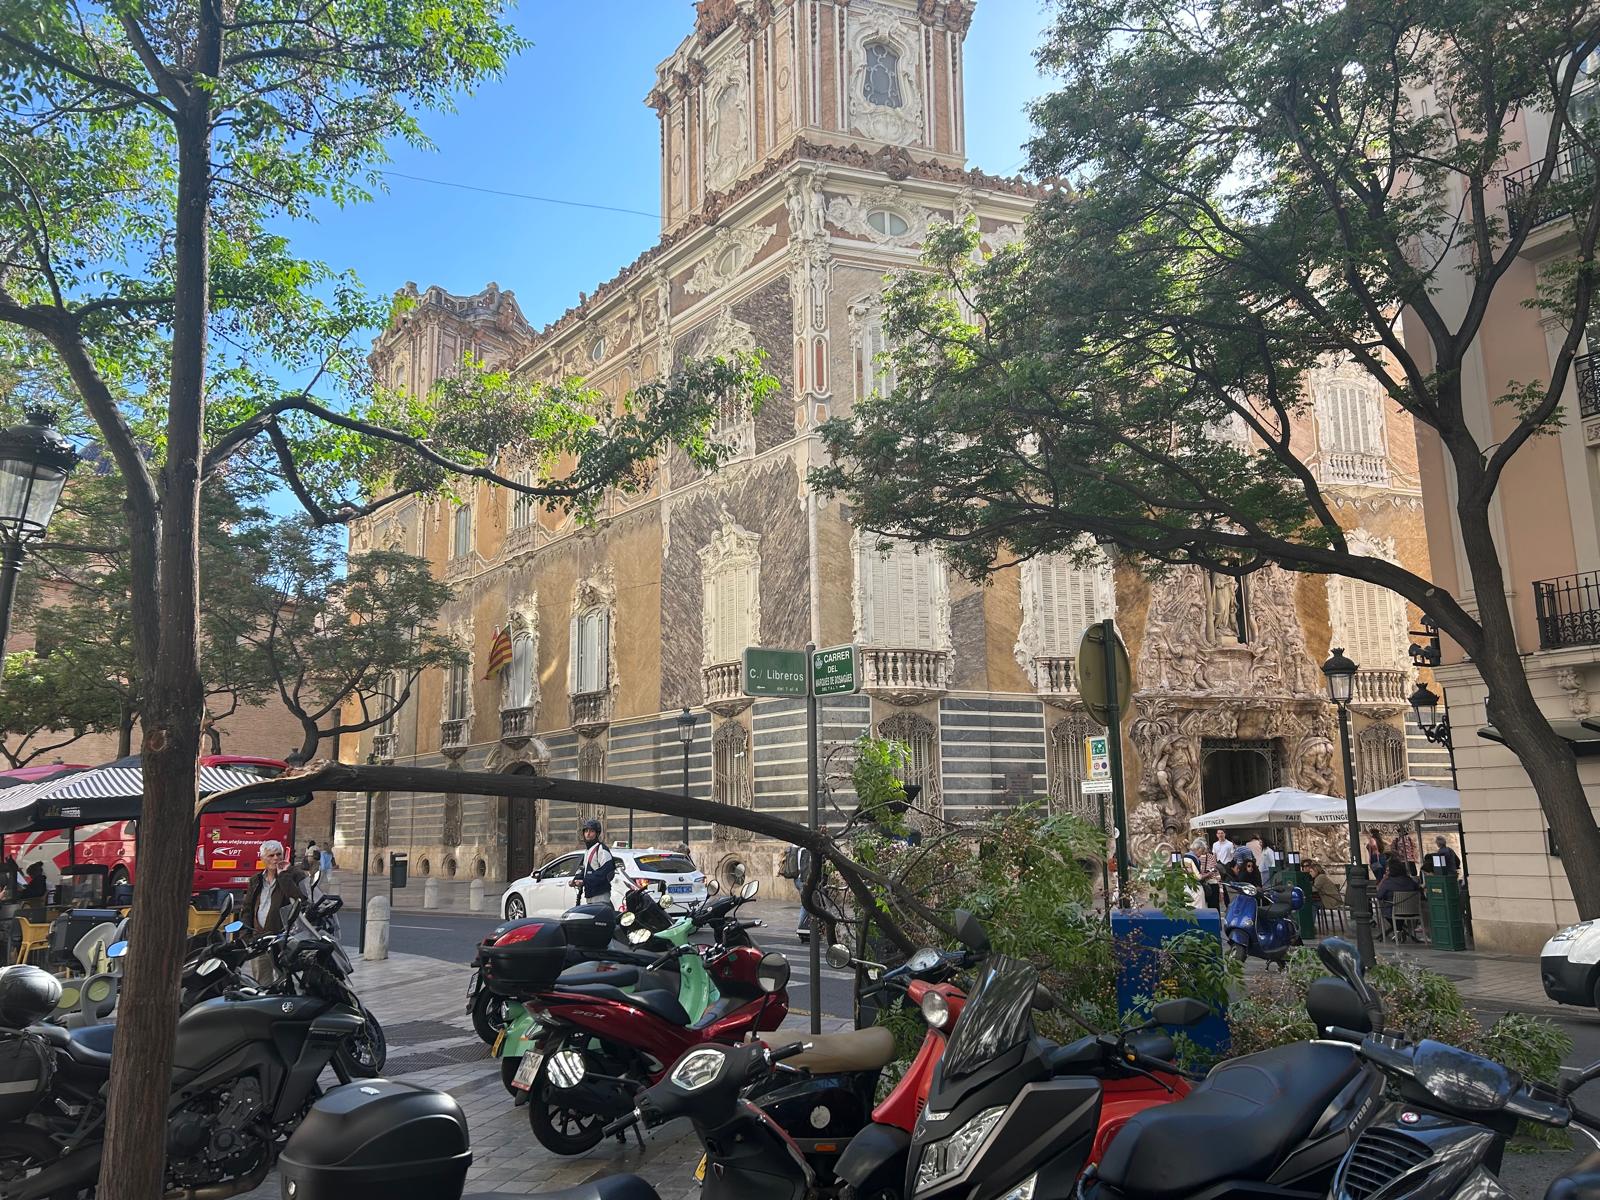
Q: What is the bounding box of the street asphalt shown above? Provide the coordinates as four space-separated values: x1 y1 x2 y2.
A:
336 904 859 1019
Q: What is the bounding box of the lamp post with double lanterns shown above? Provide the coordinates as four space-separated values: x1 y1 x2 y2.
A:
677 706 698 850
1409 680 1457 788
1322 647 1376 968
0 409 79 658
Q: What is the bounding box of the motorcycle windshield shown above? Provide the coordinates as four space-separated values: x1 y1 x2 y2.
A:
939 954 1038 1081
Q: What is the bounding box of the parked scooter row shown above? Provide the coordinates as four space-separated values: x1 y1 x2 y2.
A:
0 886 383 1198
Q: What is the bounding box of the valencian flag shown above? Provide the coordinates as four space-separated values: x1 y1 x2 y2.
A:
484 626 513 679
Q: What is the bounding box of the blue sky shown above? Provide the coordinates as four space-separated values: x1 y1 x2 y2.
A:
281 1 1057 333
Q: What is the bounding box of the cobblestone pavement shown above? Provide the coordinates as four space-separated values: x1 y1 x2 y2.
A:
239 951 846 1198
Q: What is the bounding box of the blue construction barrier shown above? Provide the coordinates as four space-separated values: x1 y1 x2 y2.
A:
1110 906 1231 1058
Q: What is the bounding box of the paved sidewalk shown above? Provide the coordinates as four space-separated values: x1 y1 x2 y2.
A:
239 950 846 1199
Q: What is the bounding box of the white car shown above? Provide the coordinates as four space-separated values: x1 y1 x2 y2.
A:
1541 919 1600 1008
500 847 707 919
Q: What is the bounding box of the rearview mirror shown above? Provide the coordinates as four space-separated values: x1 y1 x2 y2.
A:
220 893 235 915
705 879 720 897
954 910 990 957
223 920 244 935
825 944 853 970
1150 997 1210 1027
740 880 759 900
1305 977 1373 1036
107 941 128 959
1316 937 1385 1033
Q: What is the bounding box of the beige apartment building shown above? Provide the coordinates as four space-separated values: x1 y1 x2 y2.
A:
1406 62 1600 954
340 0 1442 900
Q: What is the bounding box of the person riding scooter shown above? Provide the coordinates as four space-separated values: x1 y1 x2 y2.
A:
571 819 618 906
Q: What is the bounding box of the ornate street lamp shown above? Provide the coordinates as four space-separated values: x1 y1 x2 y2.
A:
360 749 380 955
1409 679 1458 791
677 706 699 849
0 409 78 656
1322 647 1375 967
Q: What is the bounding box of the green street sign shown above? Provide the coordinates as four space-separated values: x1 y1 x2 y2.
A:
812 644 860 696
742 646 808 697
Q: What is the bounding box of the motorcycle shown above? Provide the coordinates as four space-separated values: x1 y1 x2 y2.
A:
484 879 790 1154
0 892 380 1199
1224 880 1305 966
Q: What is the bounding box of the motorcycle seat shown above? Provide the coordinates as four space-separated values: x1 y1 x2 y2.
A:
32 1020 116 1069
463 1174 662 1200
564 983 693 1026
1097 1042 1360 1200
559 965 642 989
787 1026 897 1074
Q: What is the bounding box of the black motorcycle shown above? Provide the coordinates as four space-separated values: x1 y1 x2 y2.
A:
0 893 379 1199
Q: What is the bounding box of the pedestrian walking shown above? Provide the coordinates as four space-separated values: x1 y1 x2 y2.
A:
1390 828 1417 873
570 818 618 906
1212 828 1236 870
1192 838 1221 909
242 839 312 983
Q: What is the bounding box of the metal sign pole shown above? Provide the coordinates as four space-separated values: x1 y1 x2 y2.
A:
805 640 821 1036
1102 618 1132 903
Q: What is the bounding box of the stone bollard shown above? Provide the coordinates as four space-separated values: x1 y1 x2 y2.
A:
423 876 440 910
469 878 485 912
363 894 390 961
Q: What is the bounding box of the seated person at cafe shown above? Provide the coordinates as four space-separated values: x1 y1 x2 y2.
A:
1305 860 1344 908
1229 848 1263 889
1375 858 1422 930
15 862 47 902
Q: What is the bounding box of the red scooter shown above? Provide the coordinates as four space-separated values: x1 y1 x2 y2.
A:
482 883 792 1154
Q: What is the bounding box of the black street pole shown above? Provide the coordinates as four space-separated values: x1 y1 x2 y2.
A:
0 541 26 658
358 786 374 955
1338 701 1376 968
681 738 691 849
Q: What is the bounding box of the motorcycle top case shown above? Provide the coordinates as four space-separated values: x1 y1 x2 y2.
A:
0 1029 52 1121
483 918 568 996
277 1079 471 1200
561 901 619 950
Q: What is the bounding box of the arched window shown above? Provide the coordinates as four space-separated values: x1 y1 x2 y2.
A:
570 608 609 696
877 712 940 821
855 536 947 649
376 671 402 736
863 42 903 108
713 722 753 841
446 660 471 723
1049 713 1106 820
1317 376 1389 485
504 632 536 711
452 504 473 559
701 523 761 666
1356 723 1407 793
589 337 606 363
1026 551 1115 658
509 466 536 532
867 209 910 237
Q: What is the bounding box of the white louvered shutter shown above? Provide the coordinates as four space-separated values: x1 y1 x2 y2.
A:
1038 559 1064 655
907 550 933 648
568 617 580 693
863 546 896 644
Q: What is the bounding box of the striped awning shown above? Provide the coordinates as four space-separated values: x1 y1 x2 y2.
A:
0 760 275 832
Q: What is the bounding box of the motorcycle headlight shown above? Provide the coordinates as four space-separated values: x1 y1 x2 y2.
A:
998 1173 1037 1200
915 1105 1006 1189
669 1047 726 1091
1238 917 1255 928
920 991 950 1030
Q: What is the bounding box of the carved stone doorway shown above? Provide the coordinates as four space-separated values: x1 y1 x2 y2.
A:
1200 738 1282 815
504 763 540 882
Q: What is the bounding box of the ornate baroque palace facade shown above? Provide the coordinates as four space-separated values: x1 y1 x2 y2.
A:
342 0 1442 893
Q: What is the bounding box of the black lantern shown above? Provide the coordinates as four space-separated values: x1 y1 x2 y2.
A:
677 705 699 847
1321 647 1358 707
1410 681 1445 736
0 409 78 539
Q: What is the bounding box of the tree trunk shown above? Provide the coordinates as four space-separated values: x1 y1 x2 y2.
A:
118 704 134 758
298 718 320 765
98 41 217 1199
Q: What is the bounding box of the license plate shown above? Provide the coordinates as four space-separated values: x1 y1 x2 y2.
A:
669 883 693 894
491 1029 506 1057
694 1155 706 1182
512 1051 543 1091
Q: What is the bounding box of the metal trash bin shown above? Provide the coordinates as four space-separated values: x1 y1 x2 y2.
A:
1426 872 1466 950
389 853 408 891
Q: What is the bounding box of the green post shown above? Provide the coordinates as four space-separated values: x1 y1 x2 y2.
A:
1101 618 1131 895
1426 872 1467 950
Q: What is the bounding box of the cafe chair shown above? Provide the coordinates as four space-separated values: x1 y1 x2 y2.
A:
1389 891 1426 944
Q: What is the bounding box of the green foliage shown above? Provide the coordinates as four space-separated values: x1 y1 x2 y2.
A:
849 733 912 835
0 650 122 767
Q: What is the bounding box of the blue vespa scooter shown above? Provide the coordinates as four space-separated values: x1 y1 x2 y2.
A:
1223 880 1305 967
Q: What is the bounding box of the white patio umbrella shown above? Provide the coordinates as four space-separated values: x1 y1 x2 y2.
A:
1188 786 1343 831
1299 779 1461 825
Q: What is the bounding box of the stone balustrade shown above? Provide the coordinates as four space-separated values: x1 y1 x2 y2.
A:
1351 668 1408 710
439 718 469 753
371 731 396 762
702 661 751 716
861 647 953 704
500 705 535 744
1033 655 1076 696
570 689 611 736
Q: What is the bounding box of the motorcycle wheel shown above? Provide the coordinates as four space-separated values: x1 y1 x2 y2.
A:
526 1057 608 1155
334 1003 387 1077
472 987 508 1046
1228 942 1249 965
0 1125 73 1197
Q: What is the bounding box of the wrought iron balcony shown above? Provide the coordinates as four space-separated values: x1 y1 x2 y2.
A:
439 718 469 754
702 661 751 717
569 689 611 736
861 647 953 705
1577 352 1600 420
371 731 396 762
1504 144 1597 240
1350 668 1409 711
1535 571 1600 649
500 705 536 744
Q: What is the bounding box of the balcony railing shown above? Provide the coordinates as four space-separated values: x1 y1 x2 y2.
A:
1033 655 1076 696
862 647 952 704
1350 668 1409 710
1505 144 1597 240
570 689 611 735
371 731 396 762
439 718 469 752
1320 451 1389 487
1577 352 1600 421
1535 571 1600 648
702 661 751 716
500 705 535 744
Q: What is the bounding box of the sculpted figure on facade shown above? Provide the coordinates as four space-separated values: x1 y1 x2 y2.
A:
1140 569 1211 693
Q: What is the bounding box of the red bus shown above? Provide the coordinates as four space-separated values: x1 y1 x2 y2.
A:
3 754 298 896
